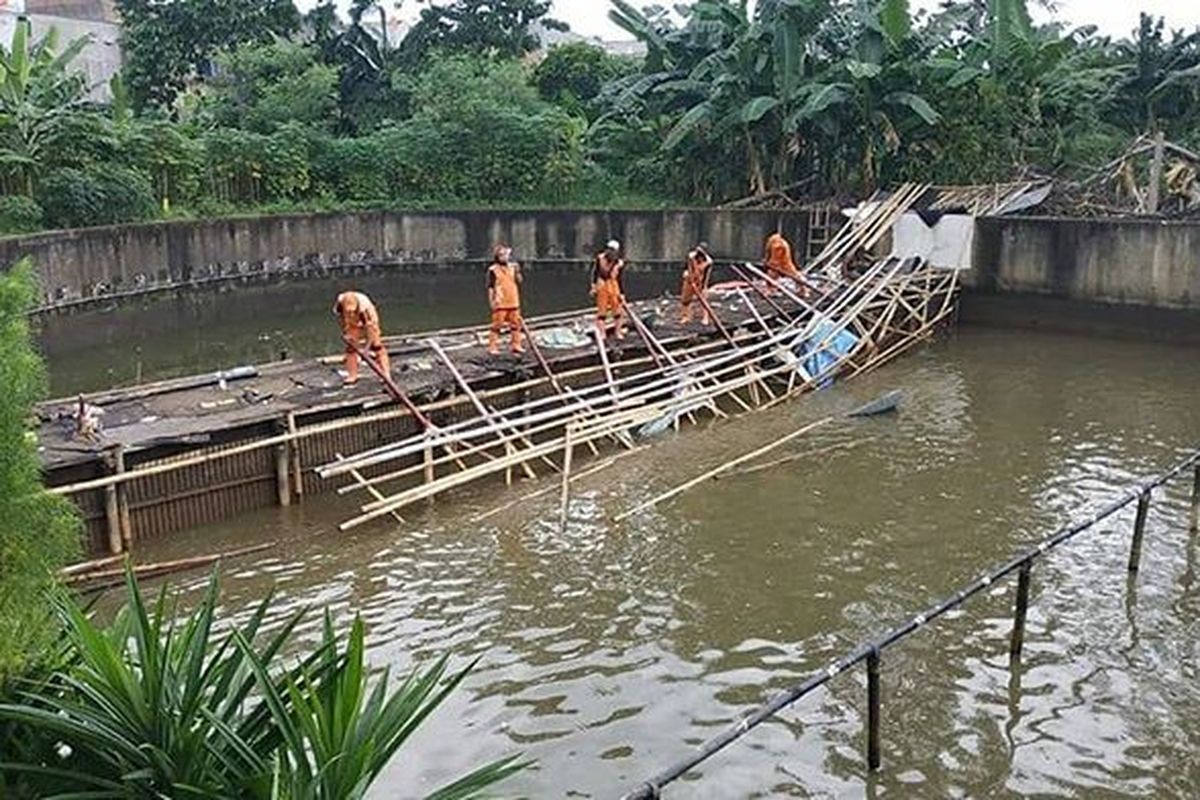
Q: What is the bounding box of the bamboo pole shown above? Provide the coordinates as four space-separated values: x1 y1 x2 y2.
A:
560 424 574 530
342 402 672 529
66 542 277 589
332 255 899 480
103 446 123 555
720 437 875 478
614 417 833 521
286 411 303 500
336 452 404 524
427 339 545 479
471 446 646 524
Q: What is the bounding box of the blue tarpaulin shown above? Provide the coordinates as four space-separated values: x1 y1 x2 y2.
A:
792 317 859 389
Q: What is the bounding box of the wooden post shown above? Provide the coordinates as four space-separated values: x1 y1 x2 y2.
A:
867 648 881 771
1190 463 1200 534
115 446 132 552
275 442 291 508
560 424 574 530
1128 490 1151 573
1009 561 1032 660
287 412 303 500
423 436 435 505
102 447 123 555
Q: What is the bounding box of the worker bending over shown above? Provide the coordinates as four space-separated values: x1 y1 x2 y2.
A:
334 291 390 385
487 244 525 355
592 239 626 340
765 232 804 283
679 243 714 325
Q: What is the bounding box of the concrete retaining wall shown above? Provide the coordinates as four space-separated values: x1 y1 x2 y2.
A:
0 209 808 312
970 216 1200 310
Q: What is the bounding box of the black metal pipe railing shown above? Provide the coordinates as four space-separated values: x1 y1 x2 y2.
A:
621 449 1200 800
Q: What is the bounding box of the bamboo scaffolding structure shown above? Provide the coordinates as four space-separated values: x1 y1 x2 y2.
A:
471 446 647 524
50 335 749 499
344 343 827 525
427 339 547 479
336 452 405 524
322 236 960 532
327 254 900 483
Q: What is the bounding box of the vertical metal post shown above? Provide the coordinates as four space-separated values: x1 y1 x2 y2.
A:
1190 464 1200 534
1009 561 1032 660
1128 490 1151 573
867 648 881 771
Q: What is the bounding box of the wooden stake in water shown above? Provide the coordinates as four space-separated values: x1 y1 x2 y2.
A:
1128 490 1151 573
560 424 574 531
867 648 882 771
1191 464 1200 534
1009 561 1032 660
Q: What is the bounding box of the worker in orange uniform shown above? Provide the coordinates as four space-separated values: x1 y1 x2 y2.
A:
334 291 390 385
679 243 714 325
764 232 804 283
592 239 626 340
487 244 525 355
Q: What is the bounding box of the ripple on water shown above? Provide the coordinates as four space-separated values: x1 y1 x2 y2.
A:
126 328 1200 798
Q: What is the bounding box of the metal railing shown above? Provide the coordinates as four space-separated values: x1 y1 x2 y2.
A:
622 447 1200 799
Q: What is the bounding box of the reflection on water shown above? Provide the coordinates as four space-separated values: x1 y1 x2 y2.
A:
88 326 1200 798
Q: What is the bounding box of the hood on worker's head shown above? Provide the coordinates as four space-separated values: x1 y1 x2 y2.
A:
605 239 621 256
340 292 360 313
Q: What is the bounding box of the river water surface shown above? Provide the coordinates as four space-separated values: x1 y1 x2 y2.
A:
41 280 1200 798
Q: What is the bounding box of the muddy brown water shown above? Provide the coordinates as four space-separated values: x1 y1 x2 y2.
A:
40 278 1200 798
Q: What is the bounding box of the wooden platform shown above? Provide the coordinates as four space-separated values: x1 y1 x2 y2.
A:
39 290 806 554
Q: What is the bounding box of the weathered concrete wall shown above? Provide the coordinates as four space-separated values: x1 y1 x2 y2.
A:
0 209 807 312
970 216 1200 309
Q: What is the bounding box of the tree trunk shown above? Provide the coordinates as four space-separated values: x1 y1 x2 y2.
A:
745 129 766 196
1147 128 1165 215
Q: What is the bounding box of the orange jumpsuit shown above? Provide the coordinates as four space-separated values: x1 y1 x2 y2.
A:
488 260 524 354
765 233 803 282
593 252 626 338
680 249 713 324
335 291 390 384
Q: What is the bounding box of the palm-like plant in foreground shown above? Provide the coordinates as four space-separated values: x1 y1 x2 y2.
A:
0 570 525 798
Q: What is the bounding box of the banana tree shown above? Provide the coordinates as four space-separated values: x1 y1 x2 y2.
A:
0 18 89 196
607 0 830 199
790 0 940 192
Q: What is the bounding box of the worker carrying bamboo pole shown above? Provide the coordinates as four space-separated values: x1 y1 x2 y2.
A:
679 243 714 325
487 244 525 356
334 291 390 385
592 239 627 340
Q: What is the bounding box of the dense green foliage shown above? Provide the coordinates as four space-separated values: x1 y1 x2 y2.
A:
1 0 1199 234
0 569 524 798
116 0 299 110
0 260 79 682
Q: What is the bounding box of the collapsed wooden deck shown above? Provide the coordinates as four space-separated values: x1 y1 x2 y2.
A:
41 183 961 554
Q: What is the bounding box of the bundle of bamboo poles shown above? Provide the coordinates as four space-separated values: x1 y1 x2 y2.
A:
319 231 960 529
